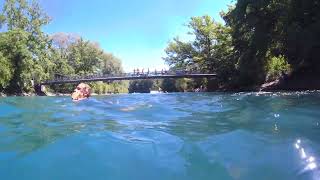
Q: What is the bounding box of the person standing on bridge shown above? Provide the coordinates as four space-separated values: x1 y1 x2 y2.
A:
71 83 91 101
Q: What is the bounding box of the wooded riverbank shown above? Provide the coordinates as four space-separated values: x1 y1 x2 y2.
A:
0 0 319 96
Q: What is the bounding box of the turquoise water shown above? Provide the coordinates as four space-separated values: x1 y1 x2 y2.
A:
0 92 320 180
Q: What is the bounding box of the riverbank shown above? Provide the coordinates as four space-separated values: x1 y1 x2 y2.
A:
0 91 127 97
0 92 36 97
259 70 320 91
1 73 320 97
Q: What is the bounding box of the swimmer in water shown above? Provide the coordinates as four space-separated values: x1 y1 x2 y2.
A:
71 83 91 101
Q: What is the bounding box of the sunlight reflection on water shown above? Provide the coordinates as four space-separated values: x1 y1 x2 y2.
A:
295 139 318 174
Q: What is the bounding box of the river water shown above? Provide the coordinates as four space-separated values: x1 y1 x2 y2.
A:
0 92 320 180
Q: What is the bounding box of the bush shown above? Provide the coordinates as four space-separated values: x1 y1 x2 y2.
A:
128 80 153 93
266 55 291 82
90 81 128 94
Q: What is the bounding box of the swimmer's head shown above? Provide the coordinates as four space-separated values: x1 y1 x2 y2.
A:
71 83 91 100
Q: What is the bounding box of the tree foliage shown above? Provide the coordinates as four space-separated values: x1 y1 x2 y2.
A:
163 15 236 90
266 55 291 82
100 53 123 75
0 0 53 93
0 30 34 92
0 52 13 89
49 33 126 94
0 0 127 94
164 0 320 89
224 0 320 84
129 80 153 93
90 81 128 94
1 0 319 94
67 39 103 75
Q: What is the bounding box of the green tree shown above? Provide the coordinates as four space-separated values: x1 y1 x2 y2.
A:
0 0 128 95
265 55 291 82
129 80 153 93
164 15 236 89
100 53 123 75
224 0 320 85
0 52 13 90
0 30 34 93
161 78 178 92
49 32 128 94
224 1 282 85
67 38 103 75
0 0 53 93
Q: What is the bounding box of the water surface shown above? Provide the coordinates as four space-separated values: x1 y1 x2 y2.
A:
0 92 320 180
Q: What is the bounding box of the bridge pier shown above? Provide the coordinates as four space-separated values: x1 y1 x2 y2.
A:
34 84 47 96
103 80 113 84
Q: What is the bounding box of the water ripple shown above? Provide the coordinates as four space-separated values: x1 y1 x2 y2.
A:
0 92 320 179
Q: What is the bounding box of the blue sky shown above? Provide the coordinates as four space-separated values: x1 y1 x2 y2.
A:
3 0 233 72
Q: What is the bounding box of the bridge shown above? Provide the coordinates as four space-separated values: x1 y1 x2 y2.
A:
34 70 216 95
40 70 217 85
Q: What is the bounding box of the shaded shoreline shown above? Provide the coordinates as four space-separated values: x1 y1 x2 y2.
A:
1 72 320 97
1 88 320 98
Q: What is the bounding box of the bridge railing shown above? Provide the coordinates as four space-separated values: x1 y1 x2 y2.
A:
43 70 209 84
